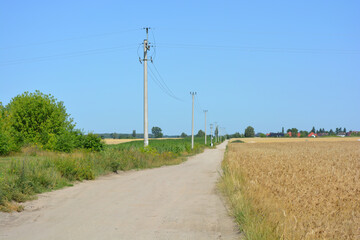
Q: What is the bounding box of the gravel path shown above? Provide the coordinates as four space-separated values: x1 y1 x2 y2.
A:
0 140 240 240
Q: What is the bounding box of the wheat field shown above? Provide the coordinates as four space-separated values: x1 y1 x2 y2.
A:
103 138 181 145
221 138 360 239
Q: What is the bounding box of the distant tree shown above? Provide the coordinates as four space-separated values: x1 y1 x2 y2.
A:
151 126 163 138
244 126 255 138
232 132 241 138
180 132 187 138
344 128 347 133
196 130 205 137
311 126 316 133
300 130 309 137
329 129 335 135
286 129 291 133
282 127 284 134
259 133 267 138
111 132 118 139
132 130 136 138
290 128 298 137
335 128 339 134
215 126 219 138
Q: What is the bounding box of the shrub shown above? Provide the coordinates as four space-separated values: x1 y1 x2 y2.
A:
81 133 104 152
0 132 10 155
5 90 75 146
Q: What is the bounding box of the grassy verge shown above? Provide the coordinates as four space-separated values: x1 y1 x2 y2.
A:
219 145 279 240
0 137 218 212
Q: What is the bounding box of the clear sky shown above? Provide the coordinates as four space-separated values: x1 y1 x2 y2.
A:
1 0 359 135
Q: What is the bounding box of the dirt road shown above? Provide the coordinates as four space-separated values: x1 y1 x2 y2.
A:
0 141 240 240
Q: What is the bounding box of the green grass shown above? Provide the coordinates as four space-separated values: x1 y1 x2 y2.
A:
0 137 222 212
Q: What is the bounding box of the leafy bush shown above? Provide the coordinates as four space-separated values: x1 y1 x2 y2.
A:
0 132 10 155
81 133 104 152
0 91 104 154
5 90 75 146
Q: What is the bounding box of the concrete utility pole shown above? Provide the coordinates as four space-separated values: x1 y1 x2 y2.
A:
204 110 208 145
190 92 196 149
210 123 213 147
214 122 218 143
218 126 221 142
141 28 150 147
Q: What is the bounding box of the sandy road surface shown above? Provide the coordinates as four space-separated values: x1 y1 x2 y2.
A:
0 140 240 240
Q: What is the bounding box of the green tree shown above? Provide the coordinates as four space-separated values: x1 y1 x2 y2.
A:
232 132 241 138
215 126 219 138
244 126 255 137
132 130 136 138
180 132 187 138
329 129 335 135
196 130 205 137
151 126 163 138
290 128 298 137
311 126 316 133
344 128 347 133
111 132 118 139
5 90 75 146
300 130 309 137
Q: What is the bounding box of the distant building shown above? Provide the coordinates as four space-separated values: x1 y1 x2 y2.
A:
317 132 329 137
268 132 284 137
347 131 359 136
337 132 346 137
308 132 317 138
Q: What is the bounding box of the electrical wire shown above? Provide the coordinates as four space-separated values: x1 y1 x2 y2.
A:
155 43 360 55
0 44 138 66
148 65 182 101
150 62 181 101
0 28 142 50
150 29 157 61
195 95 204 114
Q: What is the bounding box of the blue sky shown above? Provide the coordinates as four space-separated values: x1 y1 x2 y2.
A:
1 0 359 135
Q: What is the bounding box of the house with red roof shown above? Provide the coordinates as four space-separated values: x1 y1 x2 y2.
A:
308 132 317 137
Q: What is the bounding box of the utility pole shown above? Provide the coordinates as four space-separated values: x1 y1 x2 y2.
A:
215 122 218 143
190 92 196 149
204 110 208 145
218 126 221 142
210 124 213 147
140 27 151 147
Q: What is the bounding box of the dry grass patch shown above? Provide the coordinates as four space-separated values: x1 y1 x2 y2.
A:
220 140 360 239
103 139 143 145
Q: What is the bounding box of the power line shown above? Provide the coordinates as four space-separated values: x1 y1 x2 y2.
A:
194 94 204 114
0 44 138 66
150 62 182 101
155 43 360 55
148 65 182 101
0 28 142 50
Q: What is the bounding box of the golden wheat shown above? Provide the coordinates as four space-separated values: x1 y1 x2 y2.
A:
222 140 360 239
